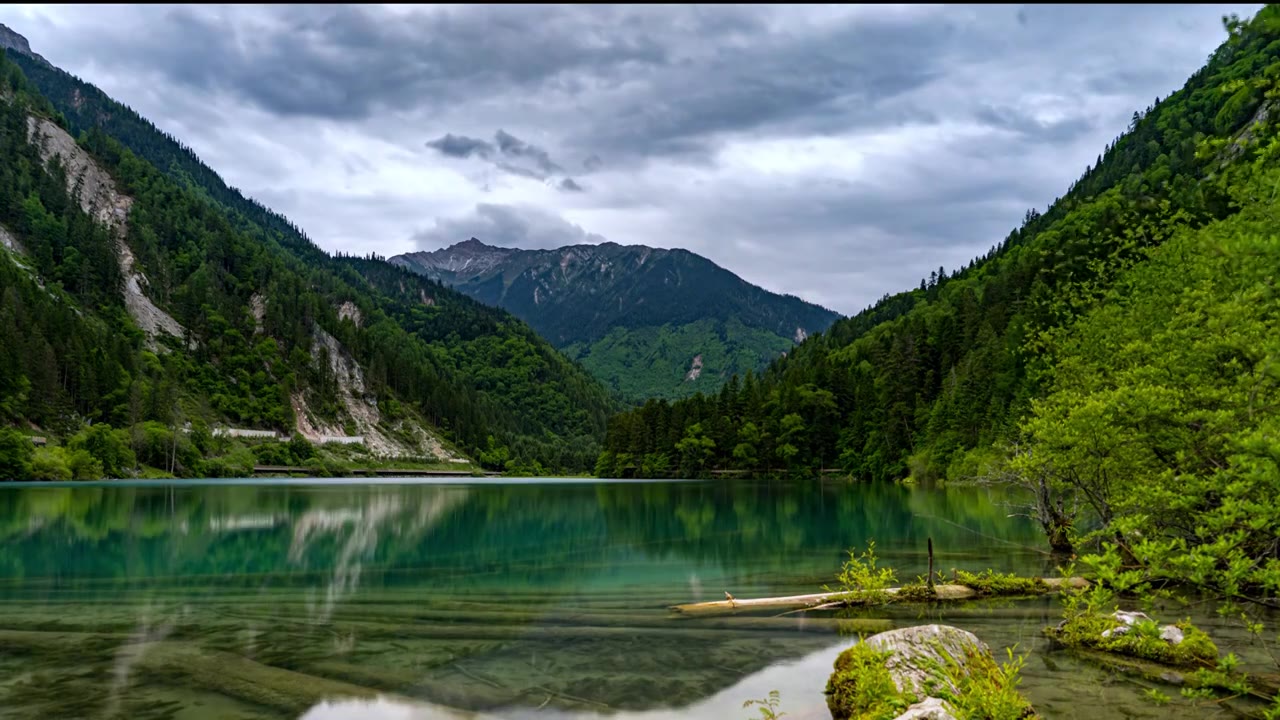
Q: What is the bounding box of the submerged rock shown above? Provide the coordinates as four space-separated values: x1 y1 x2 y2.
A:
826 624 1035 720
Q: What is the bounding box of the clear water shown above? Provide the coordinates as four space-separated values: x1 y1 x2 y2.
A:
0 478 1272 719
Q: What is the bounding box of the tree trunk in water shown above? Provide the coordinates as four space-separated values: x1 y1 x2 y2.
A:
1043 515 1074 555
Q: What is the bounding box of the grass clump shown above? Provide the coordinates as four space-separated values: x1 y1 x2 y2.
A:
824 541 897 605
895 581 937 602
954 570 1048 597
933 645 1037 719
825 642 916 720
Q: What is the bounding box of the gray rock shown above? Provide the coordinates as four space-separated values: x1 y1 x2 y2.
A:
1113 610 1152 625
1100 611 1189 647
863 624 990 698
1159 624 1185 645
893 697 959 720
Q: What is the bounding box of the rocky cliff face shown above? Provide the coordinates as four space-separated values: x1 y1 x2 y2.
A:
0 24 48 65
25 114 188 348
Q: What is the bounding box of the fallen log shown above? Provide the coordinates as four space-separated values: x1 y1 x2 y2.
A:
670 576 1089 617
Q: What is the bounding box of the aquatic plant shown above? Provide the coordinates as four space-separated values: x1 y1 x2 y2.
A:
742 689 788 719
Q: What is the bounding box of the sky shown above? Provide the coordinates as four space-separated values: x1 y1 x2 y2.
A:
0 4 1262 315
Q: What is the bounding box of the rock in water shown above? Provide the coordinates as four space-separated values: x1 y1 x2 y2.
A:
864 624 990 698
895 697 959 720
1160 624 1185 645
826 624 1035 720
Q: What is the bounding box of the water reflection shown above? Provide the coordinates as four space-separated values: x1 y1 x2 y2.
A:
0 479 1265 719
299 641 844 720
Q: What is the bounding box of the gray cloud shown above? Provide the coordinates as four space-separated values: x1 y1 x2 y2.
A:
427 128 565 181
0 3 1262 314
425 133 495 159
494 130 560 175
413 204 606 250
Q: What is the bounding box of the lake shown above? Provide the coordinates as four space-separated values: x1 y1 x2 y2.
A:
0 479 1271 719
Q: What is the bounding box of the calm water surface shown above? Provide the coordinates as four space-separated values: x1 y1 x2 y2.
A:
0 479 1271 719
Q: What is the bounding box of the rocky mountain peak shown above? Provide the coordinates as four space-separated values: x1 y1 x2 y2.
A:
0 24 49 66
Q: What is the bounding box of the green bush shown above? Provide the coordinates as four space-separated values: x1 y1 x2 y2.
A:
68 424 135 478
0 427 34 480
824 541 897 604
29 447 71 481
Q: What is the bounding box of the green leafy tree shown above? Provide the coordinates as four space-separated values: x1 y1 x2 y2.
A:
675 423 716 477
0 428 34 480
68 424 136 479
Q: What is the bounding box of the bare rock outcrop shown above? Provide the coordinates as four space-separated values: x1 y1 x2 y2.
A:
291 325 463 462
25 115 186 348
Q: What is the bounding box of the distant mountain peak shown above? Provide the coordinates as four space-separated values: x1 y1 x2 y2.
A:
391 236 842 399
0 24 49 66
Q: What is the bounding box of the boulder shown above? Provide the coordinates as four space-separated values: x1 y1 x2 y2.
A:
862 624 989 698
826 624 1035 720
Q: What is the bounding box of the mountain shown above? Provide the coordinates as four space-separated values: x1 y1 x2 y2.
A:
601 7 1280 481
600 8 1280 612
0 29 617 478
392 239 842 401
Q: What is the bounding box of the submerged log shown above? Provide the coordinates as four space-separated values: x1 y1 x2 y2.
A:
670 576 1088 617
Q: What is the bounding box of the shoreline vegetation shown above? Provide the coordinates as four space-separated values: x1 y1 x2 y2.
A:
717 542 1280 719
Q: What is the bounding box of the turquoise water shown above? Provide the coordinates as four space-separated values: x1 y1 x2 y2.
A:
0 479 1271 719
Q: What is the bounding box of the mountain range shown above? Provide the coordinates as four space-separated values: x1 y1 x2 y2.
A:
393 239 841 401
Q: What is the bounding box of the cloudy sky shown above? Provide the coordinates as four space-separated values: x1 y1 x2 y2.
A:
0 4 1261 314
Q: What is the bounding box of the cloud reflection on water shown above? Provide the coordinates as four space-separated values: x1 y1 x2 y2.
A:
298 640 844 720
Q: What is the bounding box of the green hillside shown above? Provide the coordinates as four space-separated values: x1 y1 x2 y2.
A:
0 47 616 479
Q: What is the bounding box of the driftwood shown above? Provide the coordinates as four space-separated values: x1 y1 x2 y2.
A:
670 576 1089 617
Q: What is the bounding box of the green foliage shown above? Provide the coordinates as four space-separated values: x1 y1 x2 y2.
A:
675 422 716 477
825 640 1034 720
0 428 34 480
954 570 1048 597
67 424 135 479
825 541 896 604
199 445 255 479
742 689 788 720
601 6 1280 483
0 48 620 476
933 646 1035 720
567 318 800 402
29 446 70 481
825 642 914 720
1047 612 1219 668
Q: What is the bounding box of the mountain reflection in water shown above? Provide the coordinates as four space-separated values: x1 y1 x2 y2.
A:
2 478 1269 720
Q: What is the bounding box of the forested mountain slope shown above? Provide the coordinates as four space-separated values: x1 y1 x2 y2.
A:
0 37 616 479
393 239 841 402
599 8 1280 483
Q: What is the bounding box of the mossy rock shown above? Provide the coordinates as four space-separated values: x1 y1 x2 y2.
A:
1044 611 1218 668
826 624 1036 720
953 570 1049 597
